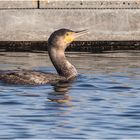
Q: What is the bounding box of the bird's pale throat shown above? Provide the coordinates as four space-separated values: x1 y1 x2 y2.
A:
48 49 77 79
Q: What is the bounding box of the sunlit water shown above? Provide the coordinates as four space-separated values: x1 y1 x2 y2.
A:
0 51 140 139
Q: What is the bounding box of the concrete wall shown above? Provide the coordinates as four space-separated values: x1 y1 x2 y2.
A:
0 1 37 8
0 0 140 41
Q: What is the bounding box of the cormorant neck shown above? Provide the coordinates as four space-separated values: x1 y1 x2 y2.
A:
48 47 77 79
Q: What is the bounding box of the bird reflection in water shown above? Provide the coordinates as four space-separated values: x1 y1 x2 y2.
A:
47 78 76 103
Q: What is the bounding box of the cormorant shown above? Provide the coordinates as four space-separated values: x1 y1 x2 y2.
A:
0 29 88 85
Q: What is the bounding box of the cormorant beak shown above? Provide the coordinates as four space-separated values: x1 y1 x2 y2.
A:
64 29 89 44
74 29 89 39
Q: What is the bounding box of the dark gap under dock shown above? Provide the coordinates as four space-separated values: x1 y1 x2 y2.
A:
0 41 140 53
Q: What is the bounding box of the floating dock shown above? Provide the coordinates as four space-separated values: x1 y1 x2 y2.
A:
0 0 140 52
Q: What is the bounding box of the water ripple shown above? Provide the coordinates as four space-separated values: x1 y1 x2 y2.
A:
0 52 140 139
0 101 23 105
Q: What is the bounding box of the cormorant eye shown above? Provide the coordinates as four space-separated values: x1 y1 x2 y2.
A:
66 33 69 36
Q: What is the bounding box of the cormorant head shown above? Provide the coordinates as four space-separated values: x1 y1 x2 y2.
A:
48 28 88 51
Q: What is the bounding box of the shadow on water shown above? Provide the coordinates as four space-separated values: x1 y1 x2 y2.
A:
48 78 76 103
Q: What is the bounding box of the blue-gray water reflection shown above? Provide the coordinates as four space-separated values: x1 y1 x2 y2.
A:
0 51 140 139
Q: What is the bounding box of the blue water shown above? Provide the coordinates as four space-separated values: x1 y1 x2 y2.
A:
0 51 140 139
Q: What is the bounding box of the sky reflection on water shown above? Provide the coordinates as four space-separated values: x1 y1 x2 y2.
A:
0 51 140 139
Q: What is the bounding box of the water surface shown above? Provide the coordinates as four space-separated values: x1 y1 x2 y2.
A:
0 51 140 139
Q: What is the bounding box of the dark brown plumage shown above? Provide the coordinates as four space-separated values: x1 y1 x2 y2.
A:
0 70 65 85
0 29 88 85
